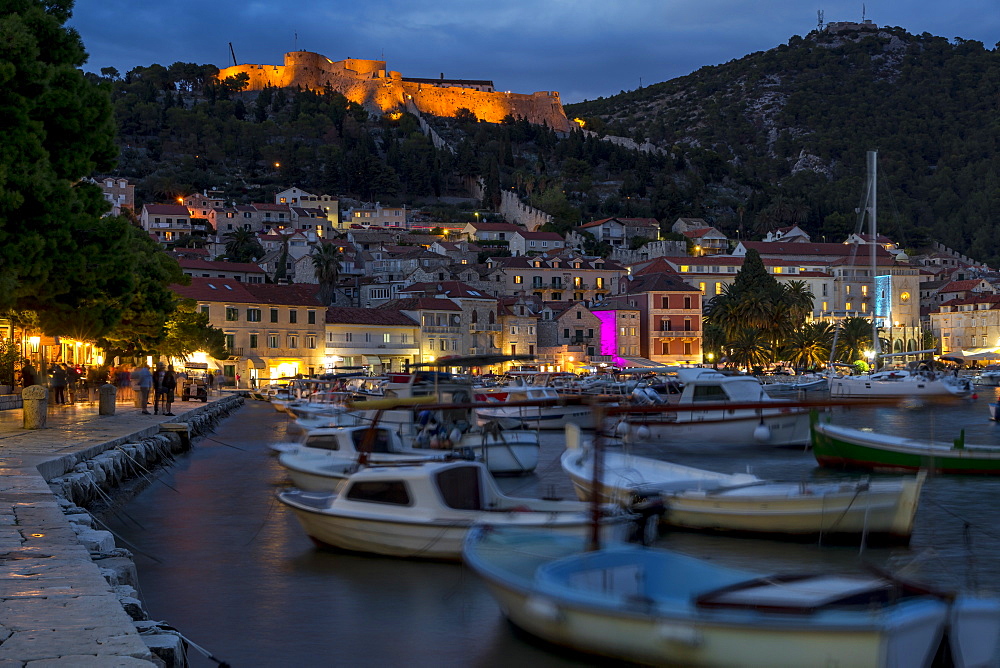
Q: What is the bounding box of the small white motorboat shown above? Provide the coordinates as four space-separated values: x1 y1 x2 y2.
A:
462 527 1000 668
276 426 461 491
474 385 594 430
620 368 812 447
561 425 926 542
278 460 633 560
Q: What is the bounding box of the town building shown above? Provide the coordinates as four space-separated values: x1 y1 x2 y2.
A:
488 254 624 303
141 204 196 245
577 217 660 248
324 307 420 374
508 230 565 256
170 279 326 387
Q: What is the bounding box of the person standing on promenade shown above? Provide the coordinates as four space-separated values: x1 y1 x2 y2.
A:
161 365 177 416
50 364 67 405
133 363 153 414
19 362 35 390
152 363 167 415
206 370 214 395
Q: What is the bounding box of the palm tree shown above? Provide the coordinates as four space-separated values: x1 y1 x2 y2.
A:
726 327 773 373
223 228 264 262
835 316 875 364
782 321 836 371
310 242 343 305
780 280 815 328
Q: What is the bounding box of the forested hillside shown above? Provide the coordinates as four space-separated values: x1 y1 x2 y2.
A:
93 24 1000 264
567 26 1000 262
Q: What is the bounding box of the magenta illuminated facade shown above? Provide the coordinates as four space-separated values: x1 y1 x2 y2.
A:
593 310 627 366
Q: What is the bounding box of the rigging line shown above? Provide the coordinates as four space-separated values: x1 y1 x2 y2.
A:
243 492 279 547
114 445 180 494
88 482 147 531
199 434 248 451
922 497 1000 540
88 513 165 564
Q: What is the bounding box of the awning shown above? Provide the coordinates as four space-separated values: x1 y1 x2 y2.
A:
960 348 1000 360
620 357 669 368
363 356 382 366
245 356 266 367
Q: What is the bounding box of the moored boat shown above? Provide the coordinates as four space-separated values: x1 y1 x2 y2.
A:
474 385 594 430
277 460 633 560
462 527 1000 668
561 425 924 542
811 415 1000 474
620 368 812 446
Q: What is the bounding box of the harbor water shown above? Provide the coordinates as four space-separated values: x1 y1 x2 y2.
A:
101 392 1000 667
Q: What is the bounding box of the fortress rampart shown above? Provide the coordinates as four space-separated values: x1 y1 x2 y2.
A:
218 51 570 131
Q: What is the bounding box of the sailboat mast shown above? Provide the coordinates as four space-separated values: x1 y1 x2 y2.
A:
867 150 880 362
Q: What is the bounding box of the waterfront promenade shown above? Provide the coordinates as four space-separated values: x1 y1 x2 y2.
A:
0 392 239 666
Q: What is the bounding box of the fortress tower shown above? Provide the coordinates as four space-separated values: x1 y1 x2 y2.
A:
218 51 571 131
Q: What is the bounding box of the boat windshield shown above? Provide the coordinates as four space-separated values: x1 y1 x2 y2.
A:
351 429 395 453
435 466 483 510
303 434 340 451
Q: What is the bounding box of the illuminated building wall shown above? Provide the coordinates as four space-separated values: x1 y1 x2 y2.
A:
593 310 627 366
218 52 571 131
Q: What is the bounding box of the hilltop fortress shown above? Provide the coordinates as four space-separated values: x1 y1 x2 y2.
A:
218 51 571 131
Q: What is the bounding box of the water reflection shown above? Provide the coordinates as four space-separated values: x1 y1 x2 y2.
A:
102 396 1000 667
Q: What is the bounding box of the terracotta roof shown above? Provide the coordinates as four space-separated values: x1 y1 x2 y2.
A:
939 279 989 293
939 294 1000 308
326 307 418 326
623 271 701 294
143 204 189 215
579 217 658 230
513 231 564 241
251 203 292 212
177 258 266 274
468 222 523 232
400 281 496 300
171 278 322 306
740 241 894 258
681 227 725 239
379 297 462 311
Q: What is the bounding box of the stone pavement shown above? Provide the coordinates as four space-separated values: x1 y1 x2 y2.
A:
0 391 239 666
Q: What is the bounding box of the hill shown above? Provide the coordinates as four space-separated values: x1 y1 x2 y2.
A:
92 25 1000 264
566 25 1000 263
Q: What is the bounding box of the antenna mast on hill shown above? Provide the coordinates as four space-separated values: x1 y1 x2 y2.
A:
817 10 825 32
229 42 237 67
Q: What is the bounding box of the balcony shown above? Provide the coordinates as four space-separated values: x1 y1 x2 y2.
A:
423 325 461 334
469 347 501 355
651 330 692 338
326 340 415 350
569 336 592 345
469 323 502 333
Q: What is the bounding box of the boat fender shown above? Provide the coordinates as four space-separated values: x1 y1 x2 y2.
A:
449 427 463 443
753 422 772 442
615 420 629 437
633 425 651 442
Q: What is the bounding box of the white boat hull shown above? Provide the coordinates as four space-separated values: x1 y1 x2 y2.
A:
280 493 629 561
830 375 971 398
624 409 812 447
562 449 924 541
459 432 540 475
476 405 594 430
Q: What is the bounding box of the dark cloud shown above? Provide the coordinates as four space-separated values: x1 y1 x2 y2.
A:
68 0 999 102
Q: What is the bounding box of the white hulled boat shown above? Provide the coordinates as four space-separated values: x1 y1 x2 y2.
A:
278 460 633 560
620 368 812 446
561 425 925 542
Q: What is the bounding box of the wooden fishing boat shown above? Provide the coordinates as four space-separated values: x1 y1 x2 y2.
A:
811 414 1000 474
462 527 1000 668
561 425 924 542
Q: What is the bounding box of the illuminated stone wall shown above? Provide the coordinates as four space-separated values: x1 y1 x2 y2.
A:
218 51 570 131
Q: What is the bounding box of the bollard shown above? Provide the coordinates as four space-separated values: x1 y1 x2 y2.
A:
22 385 48 429
99 383 117 416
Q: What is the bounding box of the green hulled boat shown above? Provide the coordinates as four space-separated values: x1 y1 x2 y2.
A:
810 413 1000 475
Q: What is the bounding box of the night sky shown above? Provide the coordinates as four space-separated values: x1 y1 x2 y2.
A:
69 0 998 103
